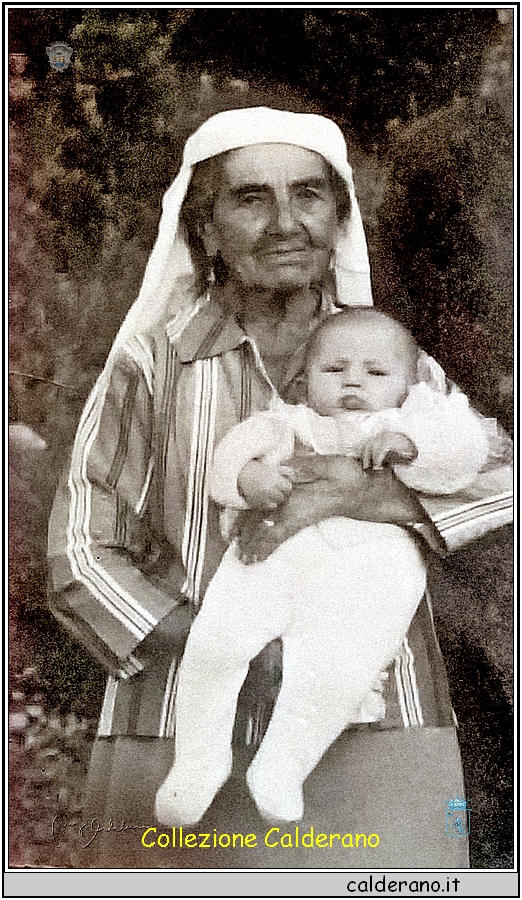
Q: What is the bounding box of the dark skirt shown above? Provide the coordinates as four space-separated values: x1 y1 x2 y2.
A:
76 724 468 869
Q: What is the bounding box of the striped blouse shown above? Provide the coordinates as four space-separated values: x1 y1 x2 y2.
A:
48 297 458 739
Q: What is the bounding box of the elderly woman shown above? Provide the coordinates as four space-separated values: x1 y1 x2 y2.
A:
48 106 501 868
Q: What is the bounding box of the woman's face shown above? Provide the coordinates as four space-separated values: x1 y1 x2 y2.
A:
203 144 340 294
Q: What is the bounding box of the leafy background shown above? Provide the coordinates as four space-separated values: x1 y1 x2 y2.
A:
8 8 513 868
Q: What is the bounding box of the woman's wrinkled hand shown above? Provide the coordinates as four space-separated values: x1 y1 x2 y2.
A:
235 454 369 564
361 430 418 471
237 459 294 509
234 452 442 564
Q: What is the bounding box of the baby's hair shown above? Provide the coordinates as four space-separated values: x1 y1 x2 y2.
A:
305 306 420 376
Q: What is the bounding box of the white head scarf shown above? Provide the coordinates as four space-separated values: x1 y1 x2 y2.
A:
101 106 466 405
110 106 372 360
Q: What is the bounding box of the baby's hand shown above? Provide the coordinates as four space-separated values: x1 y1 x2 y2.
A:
362 430 418 471
237 460 294 510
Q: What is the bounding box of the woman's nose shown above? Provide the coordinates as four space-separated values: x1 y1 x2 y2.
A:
268 197 300 235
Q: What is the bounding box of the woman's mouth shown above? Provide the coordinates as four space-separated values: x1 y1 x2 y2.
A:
261 243 311 261
263 250 310 265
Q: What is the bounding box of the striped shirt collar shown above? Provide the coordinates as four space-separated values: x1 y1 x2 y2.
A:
172 293 337 363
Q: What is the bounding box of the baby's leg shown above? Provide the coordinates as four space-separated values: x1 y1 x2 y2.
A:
247 525 426 821
155 543 292 826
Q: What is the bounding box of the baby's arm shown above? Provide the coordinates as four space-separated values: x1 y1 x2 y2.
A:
210 410 296 510
363 383 490 495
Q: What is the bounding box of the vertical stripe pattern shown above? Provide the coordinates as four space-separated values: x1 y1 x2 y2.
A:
159 657 181 739
97 676 118 736
66 378 156 640
156 339 176 519
181 358 219 607
106 370 140 489
240 342 252 422
394 637 424 727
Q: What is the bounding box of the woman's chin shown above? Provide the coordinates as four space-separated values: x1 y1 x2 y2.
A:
239 272 316 296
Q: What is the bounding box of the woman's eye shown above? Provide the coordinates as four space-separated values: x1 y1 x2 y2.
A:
368 369 389 377
323 366 344 374
239 193 264 206
296 187 321 202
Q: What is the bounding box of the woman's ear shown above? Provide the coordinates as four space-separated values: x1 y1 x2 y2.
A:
202 221 219 258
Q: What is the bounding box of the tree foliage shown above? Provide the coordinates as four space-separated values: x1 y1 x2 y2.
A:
11 9 498 141
167 9 498 146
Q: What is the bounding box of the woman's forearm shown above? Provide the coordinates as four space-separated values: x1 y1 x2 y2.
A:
47 353 184 675
235 454 446 564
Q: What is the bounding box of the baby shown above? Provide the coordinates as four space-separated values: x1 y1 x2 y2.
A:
155 307 489 826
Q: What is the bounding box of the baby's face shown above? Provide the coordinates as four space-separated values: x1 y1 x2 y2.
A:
307 319 417 416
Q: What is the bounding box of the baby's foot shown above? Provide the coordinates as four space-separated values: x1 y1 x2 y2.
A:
155 756 232 827
246 764 304 822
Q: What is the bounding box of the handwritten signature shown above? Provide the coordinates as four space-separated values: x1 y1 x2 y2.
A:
52 815 148 848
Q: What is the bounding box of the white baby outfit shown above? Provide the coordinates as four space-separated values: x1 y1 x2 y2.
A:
160 382 489 824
